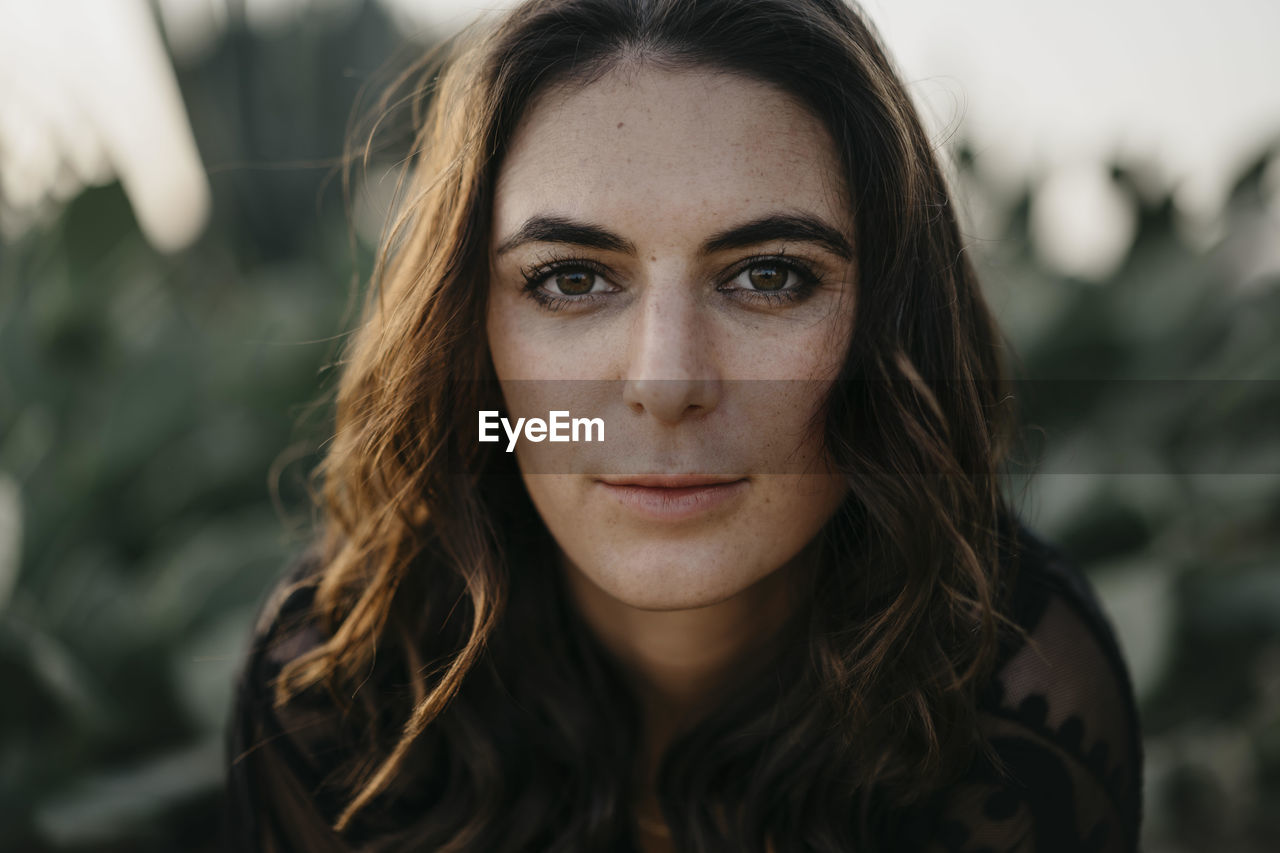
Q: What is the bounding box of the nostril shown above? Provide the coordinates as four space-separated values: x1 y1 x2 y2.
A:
621 376 720 424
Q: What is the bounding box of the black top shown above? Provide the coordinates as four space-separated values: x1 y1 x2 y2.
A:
225 529 1143 852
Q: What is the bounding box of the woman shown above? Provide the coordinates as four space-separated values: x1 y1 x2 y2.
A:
226 0 1143 850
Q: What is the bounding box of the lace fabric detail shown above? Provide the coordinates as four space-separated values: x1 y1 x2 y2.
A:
899 536 1144 853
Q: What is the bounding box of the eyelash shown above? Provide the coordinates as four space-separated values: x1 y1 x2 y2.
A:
519 255 614 311
518 252 824 311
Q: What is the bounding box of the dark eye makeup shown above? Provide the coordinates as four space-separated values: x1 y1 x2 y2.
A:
517 252 826 312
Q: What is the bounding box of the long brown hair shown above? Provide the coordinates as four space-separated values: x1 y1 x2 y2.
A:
275 0 1018 849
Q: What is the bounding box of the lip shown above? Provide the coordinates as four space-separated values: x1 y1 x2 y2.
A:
598 474 745 488
597 475 749 521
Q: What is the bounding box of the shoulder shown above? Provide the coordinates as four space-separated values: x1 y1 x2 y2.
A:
230 542 343 763
241 548 330 685
993 524 1143 757
232 548 340 760
920 523 1145 852
225 547 353 851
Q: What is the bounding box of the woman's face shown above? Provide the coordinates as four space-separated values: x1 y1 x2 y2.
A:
487 66 856 611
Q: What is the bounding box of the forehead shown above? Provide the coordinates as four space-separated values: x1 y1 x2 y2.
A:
492 66 852 245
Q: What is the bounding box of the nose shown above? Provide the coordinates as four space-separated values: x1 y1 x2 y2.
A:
621 289 721 423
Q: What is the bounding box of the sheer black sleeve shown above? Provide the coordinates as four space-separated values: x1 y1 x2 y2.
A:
913 533 1145 853
224 561 353 853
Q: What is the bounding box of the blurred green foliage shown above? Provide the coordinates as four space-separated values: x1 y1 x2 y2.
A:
0 7 391 851
955 139 1280 851
1 5 1278 851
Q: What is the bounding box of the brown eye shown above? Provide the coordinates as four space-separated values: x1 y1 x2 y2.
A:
554 268 596 295
747 263 789 291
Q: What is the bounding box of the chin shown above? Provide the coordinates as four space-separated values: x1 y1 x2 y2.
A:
564 539 786 611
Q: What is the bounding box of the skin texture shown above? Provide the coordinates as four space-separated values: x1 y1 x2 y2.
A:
486 65 858 846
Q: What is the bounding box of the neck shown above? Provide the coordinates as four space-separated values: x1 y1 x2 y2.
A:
560 541 819 782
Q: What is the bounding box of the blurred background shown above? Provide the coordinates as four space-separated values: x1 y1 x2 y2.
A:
1 1 1277 850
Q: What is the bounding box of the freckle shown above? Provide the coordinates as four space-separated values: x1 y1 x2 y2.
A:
617 121 625 129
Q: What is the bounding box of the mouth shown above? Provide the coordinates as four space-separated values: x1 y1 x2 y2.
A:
598 474 746 488
596 475 749 521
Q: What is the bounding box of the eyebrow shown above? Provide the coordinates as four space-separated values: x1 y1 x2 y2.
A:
703 214 854 259
494 215 635 256
494 212 854 259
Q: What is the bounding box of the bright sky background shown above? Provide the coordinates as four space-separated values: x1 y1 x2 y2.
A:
863 0 1280 209
2 0 1278 269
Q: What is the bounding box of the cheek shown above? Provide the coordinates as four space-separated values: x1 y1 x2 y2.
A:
486 289 621 384
728 374 839 474
516 475 591 562
766 475 849 535
485 291 524 377
716 296 854 385
517 474 565 522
